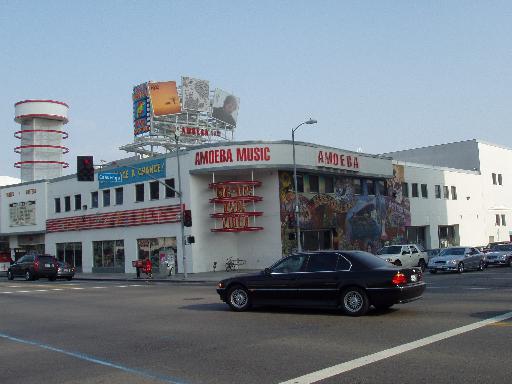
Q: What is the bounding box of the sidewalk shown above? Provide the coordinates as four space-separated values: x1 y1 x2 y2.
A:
74 269 260 283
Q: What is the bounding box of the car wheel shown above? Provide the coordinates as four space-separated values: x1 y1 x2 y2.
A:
25 270 33 281
7 271 14 280
227 285 251 312
478 260 485 271
418 259 427 272
507 258 512 268
341 287 369 316
457 262 464 274
374 303 394 311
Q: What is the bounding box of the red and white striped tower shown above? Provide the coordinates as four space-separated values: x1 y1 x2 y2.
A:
14 100 70 182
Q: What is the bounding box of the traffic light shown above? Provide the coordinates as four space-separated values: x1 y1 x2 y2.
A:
77 156 94 181
183 209 192 227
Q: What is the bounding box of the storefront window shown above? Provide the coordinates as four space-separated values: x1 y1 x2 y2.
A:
56 242 83 271
93 240 125 272
137 237 177 272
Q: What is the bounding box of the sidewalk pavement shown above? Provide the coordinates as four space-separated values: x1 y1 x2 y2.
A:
74 269 260 284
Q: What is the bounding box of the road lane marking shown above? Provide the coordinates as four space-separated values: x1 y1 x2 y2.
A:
279 311 512 384
0 332 188 384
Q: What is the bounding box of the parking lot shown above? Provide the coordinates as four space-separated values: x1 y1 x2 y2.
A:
1 267 511 384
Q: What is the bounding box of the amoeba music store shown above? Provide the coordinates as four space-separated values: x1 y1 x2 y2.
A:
0 140 411 275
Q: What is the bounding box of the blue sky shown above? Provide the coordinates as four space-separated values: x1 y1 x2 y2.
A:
1 1 511 178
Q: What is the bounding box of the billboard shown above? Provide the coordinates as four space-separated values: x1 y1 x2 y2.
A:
133 83 151 136
181 77 210 112
9 201 36 226
148 81 181 116
212 88 239 127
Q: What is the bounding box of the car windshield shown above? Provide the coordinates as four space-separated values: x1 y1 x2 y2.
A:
439 248 465 256
491 244 512 252
38 256 55 263
377 246 402 255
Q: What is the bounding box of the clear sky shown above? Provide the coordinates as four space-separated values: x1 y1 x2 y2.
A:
1 1 511 178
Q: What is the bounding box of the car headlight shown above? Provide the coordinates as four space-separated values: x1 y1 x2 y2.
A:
450 260 458 264
385 258 392 263
500 255 507 260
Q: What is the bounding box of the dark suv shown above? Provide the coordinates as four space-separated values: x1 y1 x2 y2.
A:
7 254 58 281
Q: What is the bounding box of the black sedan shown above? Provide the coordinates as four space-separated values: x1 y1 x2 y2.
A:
57 261 75 280
217 251 426 316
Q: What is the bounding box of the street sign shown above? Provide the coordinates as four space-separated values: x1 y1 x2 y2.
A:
98 173 122 183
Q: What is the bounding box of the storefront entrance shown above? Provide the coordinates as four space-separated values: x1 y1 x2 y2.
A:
137 237 177 274
438 225 459 248
56 242 83 272
302 230 333 251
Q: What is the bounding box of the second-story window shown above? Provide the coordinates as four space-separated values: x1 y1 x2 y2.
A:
165 178 176 198
115 187 123 205
54 198 61 213
74 194 81 210
91 191 98 208
443 186 449 199
324 177 334 193
421 184 428 198
498 174 503 185
64 196 71 212
103 190 111 207
451 186 457 200
501 214 506 226
411 183 419 198
309 175 319 193
402 182 409 197
135 184 145 202
150 181 160 200
492 173 497 185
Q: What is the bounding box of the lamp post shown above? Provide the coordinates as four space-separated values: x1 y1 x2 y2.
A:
292 118 317 252
174 129 187 279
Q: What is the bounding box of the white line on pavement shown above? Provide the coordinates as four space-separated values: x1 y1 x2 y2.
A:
278 311 512 384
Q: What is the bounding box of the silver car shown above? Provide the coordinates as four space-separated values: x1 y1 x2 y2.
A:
484 243 512 267
428 247 486 274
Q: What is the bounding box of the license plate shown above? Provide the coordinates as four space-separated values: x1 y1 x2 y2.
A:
410 274 418 282
45 263 51 268
64 269 69 272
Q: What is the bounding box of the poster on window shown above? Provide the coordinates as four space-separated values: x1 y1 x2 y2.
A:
9 201 36 226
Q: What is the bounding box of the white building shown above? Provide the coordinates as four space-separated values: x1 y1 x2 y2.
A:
1 139 510 274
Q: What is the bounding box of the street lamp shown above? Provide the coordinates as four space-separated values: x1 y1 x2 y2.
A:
292 118 317 252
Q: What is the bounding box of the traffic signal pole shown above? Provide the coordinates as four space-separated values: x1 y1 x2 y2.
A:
175 132 187 279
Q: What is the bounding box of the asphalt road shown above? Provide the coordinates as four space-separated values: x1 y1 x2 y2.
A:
1 267 511 384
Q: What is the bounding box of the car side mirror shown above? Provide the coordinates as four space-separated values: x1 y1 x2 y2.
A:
264 267 271 275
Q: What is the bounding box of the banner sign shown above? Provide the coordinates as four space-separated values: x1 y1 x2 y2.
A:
133 82 151 136
9 201 36 227
99 158 166 189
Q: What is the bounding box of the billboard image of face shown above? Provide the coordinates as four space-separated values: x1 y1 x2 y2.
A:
148 81 182 116
182 77 210 112
212 88 239 127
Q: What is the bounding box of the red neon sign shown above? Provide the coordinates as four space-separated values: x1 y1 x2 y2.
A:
209 180 263 232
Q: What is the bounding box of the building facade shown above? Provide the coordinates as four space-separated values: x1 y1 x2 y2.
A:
1 139 510 274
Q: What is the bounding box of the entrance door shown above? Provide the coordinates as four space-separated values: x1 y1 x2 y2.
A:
302 230 333 251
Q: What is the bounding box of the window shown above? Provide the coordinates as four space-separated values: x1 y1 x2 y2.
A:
91 191 98 208
54 198 61 213
496 214 501 226
411 183 419 198
443 186 449 199
366 180 375 195
402 182 409 197
103 189 111 207
306 253 338 272
337 256 351 271
451 186 457 200
435 185 441 199
296 174 304 193
135 183 145 202
308 175 319 193
501 215 506 226
93 240 125 270
377 180 387 196
64 196 71 212
324 177 334 193
492 173 497 185
352 179 362 195
74 194 81 210
498 174 503 185
421 184 428 198
115 187 123 205
150 181 160 200
165 178 175 198
272 254 308 273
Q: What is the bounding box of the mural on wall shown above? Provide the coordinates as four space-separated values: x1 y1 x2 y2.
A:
279 164 411 255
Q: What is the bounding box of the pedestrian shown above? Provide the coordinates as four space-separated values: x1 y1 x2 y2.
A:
144 257 152 279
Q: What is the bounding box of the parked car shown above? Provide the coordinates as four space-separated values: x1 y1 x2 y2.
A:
7 254 58 281
426 248 441 258
427 247 485 274
57 261 75 280
217 251 426 316
376 244 429 271
484 243 512 267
